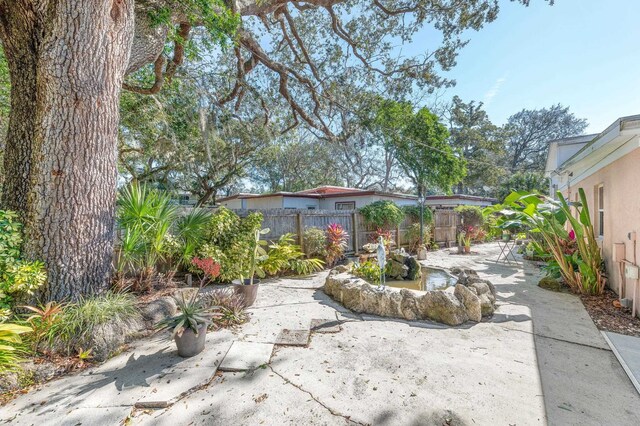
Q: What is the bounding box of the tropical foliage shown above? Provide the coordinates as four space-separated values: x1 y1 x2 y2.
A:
116 183 178 281
260 234 324 277
0 210 46 320
326 223 349 267
0 322 31 372
485 189 605 295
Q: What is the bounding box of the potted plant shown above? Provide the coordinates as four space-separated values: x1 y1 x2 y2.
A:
233 228 270 307
158 290 213 357
502 230 511 241
457 230 472 254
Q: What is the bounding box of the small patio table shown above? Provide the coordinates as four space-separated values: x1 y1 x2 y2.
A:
496 239 518 264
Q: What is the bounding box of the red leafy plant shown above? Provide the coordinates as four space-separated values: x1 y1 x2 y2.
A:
191 257 221 285
326 223 349 267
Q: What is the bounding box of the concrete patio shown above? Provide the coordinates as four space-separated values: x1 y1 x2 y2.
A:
1 243 639 425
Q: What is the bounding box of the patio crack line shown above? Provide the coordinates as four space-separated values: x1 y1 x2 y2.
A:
500 326 612 352
267 365 369 426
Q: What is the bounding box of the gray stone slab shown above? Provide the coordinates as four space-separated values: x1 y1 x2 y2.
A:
603 331 640 394
310 318 342 333
218 341 274 372
275 329 310 346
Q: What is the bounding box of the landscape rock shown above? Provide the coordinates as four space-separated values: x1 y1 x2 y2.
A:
538 277 564 292
139 296 177 325
173 287 199 301
332 264 350 274
479 293 495 316
399 289 419 320
387 260 409 279
387 250 422 282
90 317 147 361
416 291 468 326
405 256 422 281
454 284 482 322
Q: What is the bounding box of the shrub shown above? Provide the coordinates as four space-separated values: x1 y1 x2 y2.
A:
359 201 405 229
402 205 433 225
405 223 432 253
0 210 47 318
454 205 484 228
352 261 383 285
326 223 349 267
196 208 263 282
0 322 32 373
260 234 324 276
303 227 327 259
47 292 139 356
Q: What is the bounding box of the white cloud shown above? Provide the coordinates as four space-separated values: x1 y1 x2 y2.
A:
483 74 508 106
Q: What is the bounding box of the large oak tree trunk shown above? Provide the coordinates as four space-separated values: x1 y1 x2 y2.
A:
0 0 135 300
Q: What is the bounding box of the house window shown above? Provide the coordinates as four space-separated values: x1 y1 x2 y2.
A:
596 184 604 237
335 201 355 210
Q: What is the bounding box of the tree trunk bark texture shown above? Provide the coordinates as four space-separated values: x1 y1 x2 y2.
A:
0 0 135 300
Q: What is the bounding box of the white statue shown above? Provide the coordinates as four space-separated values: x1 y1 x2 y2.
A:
377 236 386 290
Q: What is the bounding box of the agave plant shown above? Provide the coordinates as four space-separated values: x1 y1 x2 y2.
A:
158 290 213 337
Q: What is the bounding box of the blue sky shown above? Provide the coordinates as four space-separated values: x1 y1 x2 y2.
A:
419 0 640 133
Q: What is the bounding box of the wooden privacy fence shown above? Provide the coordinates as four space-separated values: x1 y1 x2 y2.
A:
232 208 460 253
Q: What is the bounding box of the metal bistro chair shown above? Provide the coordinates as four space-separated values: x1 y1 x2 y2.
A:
496 237 518 264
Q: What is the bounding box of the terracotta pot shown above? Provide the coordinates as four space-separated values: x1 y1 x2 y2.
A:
174 323 207 358
464 246 471 254
232 279 260 307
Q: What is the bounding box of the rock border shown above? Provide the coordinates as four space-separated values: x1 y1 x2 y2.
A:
324 266 496 326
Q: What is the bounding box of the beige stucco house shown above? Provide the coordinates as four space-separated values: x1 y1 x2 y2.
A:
545 114 640 316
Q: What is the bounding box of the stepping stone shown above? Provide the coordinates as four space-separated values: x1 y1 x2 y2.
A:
310 318 342 334
219 341 274 372
275 329 310 346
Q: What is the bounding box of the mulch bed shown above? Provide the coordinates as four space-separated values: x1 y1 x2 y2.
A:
581 288 640 337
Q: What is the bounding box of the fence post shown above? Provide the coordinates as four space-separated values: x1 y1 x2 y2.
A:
297 212 304 251
396 223 401 249
352 212 359 254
